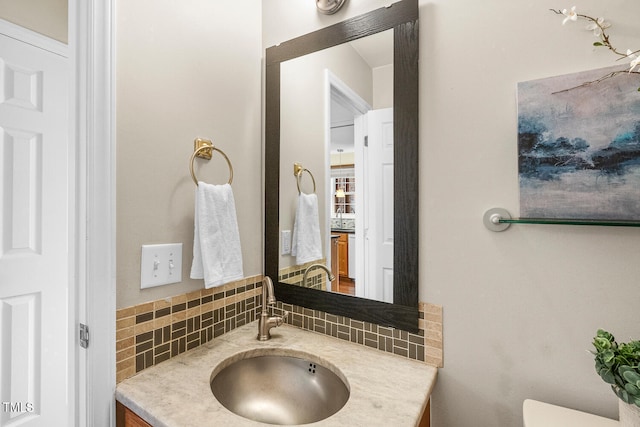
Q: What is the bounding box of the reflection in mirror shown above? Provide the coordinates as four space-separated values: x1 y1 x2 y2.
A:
265 0 419 332
278 30 395 303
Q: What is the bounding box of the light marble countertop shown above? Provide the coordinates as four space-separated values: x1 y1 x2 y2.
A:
116 322 438 426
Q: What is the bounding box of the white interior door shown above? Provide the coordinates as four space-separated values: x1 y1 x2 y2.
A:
360 108 393 303
0 31 73 426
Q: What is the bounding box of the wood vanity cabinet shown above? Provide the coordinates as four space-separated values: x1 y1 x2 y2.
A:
418 399 431 427
116 401 151 427
116 394 430 427
331 235 339 291
336 233 349 278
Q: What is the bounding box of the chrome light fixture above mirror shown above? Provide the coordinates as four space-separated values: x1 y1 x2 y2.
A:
316 0 347 15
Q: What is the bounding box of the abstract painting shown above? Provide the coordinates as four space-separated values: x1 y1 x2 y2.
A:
518 64 640 220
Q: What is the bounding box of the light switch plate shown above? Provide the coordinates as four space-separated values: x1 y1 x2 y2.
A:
140 243 183 289
281 230 291 255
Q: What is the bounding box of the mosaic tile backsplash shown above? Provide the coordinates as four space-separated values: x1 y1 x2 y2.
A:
278 259 330 290
116 275 443 383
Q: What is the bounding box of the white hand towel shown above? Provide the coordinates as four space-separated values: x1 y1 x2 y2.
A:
190 182 244 288
291 192 322 264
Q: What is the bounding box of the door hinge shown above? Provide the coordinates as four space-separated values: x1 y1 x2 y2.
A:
364 135 368 147
79 323 90 349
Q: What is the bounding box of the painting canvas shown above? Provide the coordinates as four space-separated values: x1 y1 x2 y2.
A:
517 64 640 220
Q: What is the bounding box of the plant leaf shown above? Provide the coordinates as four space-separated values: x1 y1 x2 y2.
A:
616 386 631 403
622 370 640 385
619 365 635 377
595 337 612 350
593 42 604 46
603 349 616 366
625 382 640 396
601 368 616 384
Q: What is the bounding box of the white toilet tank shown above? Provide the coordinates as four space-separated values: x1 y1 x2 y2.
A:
523 399 618 427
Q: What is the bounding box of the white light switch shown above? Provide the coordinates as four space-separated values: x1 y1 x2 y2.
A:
281 230 291 255
141 243 183 289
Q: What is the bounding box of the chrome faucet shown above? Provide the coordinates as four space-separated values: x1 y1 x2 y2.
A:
302 263 335 288
257 276 289 341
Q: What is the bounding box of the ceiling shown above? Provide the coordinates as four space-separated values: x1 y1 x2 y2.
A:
349 28 393 69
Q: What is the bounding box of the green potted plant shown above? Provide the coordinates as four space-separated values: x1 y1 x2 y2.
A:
592 329 640 426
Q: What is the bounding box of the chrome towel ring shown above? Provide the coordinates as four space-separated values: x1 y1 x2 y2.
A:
189 138 233 186
293 162 316 194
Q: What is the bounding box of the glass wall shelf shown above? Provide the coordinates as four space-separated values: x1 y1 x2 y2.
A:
483 208 640 232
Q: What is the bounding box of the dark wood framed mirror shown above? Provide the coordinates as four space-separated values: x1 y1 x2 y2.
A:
265 0 419 332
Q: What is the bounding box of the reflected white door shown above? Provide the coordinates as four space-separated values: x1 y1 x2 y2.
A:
0 32 73 426
357 108 393 303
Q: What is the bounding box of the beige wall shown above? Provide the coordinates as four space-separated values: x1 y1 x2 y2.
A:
265 1 640 426
116 0 262 308
373 64 393 109
0 0 67 43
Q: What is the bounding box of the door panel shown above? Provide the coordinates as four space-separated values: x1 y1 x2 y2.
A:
380 157 393 303
0 32 71 427
363 108 393 303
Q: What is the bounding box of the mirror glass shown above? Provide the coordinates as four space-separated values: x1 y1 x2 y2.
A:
278 29 394 303
265 0 419 332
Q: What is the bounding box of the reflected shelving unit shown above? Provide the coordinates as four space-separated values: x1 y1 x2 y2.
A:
483 208 640 232
332 176 356 214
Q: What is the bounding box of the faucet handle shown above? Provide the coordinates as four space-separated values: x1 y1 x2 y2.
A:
275 310 289 326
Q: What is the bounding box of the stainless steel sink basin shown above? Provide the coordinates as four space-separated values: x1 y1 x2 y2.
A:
210 349 350 425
